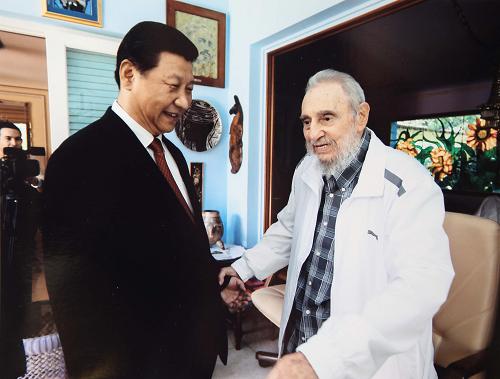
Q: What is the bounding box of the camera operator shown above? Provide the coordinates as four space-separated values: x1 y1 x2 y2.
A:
0 120 23 151
0 120 45 378
0 121 43 190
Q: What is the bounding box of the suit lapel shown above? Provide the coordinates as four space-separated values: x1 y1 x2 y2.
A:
104 109 198 227
162 136 204 227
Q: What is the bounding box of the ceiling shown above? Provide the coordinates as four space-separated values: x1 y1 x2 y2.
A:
0 31 48 90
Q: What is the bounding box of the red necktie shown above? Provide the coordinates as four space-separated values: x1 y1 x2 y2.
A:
149 138 195 224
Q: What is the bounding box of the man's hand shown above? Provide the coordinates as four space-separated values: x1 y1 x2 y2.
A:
218 266 240 285
266 352 318 379
220 276 250 312
219 267 250 312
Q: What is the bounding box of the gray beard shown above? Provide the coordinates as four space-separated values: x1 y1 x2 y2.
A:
306 127 362 178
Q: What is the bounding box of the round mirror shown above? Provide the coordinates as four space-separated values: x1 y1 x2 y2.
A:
175 99 222 152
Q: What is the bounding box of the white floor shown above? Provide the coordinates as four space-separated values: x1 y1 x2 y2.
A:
213 307 278 379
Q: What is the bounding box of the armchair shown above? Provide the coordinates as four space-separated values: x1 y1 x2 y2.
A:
251 212 500 378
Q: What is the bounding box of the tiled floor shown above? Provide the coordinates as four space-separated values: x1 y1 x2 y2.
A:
213 307 279 379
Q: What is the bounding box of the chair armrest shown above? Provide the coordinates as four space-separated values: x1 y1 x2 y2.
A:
436 349 489 379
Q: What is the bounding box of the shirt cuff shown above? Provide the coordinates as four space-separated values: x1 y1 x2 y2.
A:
296 334 342 379
231 257 255 282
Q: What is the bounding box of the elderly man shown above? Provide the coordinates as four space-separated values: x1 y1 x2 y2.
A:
220 69 454 378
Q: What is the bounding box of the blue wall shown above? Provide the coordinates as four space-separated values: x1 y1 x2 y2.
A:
168 0 230 238
0 0 231 241
0 0 166 36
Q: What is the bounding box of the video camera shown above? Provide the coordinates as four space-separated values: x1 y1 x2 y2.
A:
0 146 45 195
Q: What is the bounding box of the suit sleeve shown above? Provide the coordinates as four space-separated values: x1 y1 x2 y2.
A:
232 167 299 281
296 173 454 379
43 148 122 378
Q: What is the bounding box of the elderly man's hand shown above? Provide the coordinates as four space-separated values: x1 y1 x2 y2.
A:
218 266 239 285
266 352 318 379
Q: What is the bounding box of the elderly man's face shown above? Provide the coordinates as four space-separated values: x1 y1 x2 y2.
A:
300 82 369 167
0 127 22 155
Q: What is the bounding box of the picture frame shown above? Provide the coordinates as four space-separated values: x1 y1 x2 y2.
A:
167 1 226 88
190 162 203 209
42 0 103 28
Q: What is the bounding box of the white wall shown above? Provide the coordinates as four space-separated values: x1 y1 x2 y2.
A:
0 0 165 36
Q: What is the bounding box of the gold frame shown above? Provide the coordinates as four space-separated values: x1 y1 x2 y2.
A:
42 0 103 28
167 1 226 88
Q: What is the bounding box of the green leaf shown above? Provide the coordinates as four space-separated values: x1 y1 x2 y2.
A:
415 146 433 164
458 143 476 158
483 147 498 160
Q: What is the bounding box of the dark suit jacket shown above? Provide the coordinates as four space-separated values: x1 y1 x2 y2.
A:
43 108 227 379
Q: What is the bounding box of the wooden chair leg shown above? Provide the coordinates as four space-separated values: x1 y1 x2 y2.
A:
234 310 242 350
256 351 279 367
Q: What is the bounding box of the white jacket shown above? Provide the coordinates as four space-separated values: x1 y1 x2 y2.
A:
232 131 454 379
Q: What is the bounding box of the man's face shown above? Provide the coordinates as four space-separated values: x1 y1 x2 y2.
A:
0 128 22 154
300 81 369 167
122 51 194 136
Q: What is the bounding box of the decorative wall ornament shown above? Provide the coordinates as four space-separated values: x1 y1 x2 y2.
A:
175 99 222 152
202 210 224 249
229 95 243 174
189 162 203 209
167 1 226 88
42 0 102 27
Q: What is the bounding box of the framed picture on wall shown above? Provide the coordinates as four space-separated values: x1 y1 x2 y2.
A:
42 0 103 27
190 162 203 209
167 1 226 88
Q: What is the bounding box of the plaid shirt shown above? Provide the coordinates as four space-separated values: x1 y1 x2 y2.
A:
284 129 371 354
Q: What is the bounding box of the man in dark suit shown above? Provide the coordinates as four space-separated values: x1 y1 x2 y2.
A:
43 21 244 379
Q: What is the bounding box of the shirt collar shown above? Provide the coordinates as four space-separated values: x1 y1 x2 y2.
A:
111 100 155 149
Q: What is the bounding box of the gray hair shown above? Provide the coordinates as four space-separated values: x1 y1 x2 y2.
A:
305 69 365 115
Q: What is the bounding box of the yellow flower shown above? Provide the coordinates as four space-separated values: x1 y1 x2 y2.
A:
396 138 418 157
430 147 453 181
466 118 497 151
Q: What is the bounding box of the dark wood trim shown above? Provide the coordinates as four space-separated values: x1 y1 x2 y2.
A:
166 1 226 88
270 0 425 58
264 53 276 231
263 0 424 232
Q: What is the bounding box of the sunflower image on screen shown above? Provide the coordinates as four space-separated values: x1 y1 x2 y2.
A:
175 99 222 152
390 113 498 193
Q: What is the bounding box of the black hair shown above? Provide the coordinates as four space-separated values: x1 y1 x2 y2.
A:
0 120 21 134
114 21 199 88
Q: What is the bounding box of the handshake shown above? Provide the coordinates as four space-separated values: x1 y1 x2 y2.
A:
218 266 251 312
217 266 318 379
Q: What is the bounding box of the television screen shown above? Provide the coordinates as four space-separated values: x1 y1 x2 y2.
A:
390 113 498 193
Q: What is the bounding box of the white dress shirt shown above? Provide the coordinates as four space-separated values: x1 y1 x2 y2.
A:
111 101 193 212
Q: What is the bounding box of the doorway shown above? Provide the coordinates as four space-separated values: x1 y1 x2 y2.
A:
0 30 50 165
264 0 500 228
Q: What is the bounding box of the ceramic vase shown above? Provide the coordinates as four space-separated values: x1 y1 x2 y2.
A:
202 210 225 249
